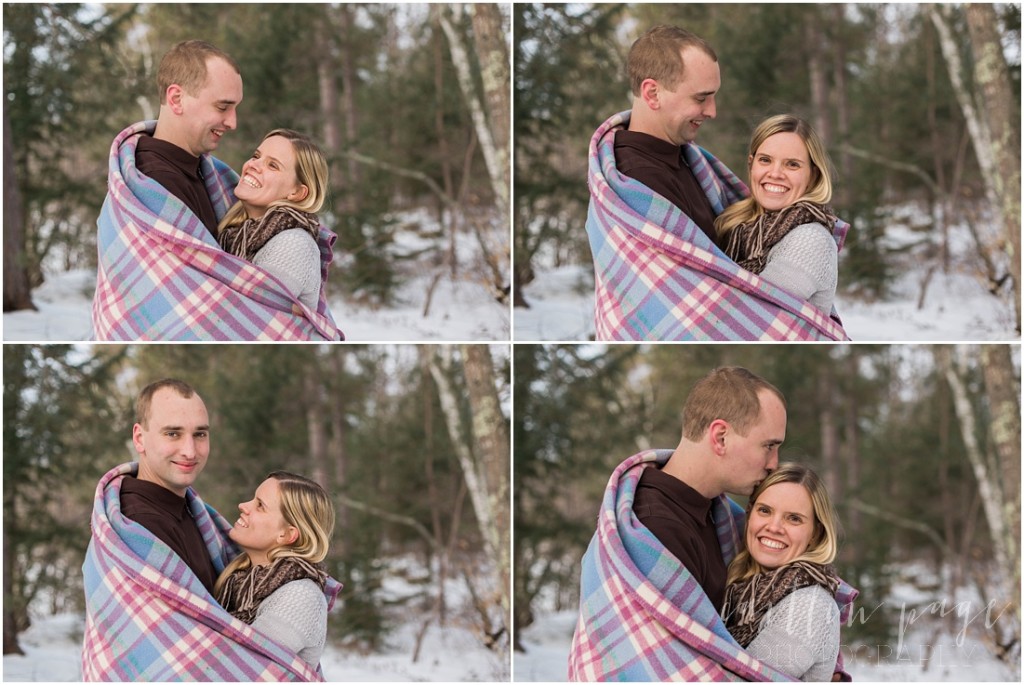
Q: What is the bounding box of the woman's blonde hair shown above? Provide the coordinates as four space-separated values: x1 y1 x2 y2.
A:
216 129 329 234
715 114 834 243
725 462 839 586
214 471 336 595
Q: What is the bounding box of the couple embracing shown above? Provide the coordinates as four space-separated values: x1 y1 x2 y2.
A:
588 26 850 341
91 40 342 341
81 379 341 680
569 367 859 682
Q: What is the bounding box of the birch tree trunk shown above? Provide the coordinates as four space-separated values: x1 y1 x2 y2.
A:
425 346 509 643
929 4 1021 330
3 109 34 312
437 4 509 219
305 359 329 488
935 347 1014 613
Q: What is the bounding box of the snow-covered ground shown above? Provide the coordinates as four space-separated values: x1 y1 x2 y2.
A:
513 205 1020 341
4 557 510 682
3 212 510 342
514 561 1021 682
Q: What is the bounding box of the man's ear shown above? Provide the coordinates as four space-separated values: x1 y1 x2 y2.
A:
708 419 728 456
166 84 185 114
639 78 661 110
131 423 145 454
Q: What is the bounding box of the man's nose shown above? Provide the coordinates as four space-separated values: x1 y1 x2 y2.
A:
224 108 237 130
704 98 717 119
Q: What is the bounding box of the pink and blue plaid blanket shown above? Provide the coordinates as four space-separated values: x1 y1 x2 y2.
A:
91 121 343 341
568 450 858 681
82 462 342 681
586 111 850 341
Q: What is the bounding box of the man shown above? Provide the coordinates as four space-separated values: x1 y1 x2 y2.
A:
614 26 722 243
632 367 785 611
120 378 217 593
135 40 243 234
568 367 801 681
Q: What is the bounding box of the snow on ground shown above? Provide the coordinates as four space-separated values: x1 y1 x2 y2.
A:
3 214 510 342
4 556 510 682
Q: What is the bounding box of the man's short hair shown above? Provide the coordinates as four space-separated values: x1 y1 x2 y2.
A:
627 25 718 97
136 379 199 427
157 40 240 102
681 367 785 441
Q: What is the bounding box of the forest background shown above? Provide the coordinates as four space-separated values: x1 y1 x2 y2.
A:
514 344 1021 676
514 3 1021 339
3 344 511 680
4 3 511 338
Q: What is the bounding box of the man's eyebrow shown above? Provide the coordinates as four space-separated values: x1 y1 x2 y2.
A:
214 99 239 106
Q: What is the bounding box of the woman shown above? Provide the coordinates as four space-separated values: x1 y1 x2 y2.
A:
721 463 842 682
217 129 329 310
215 471 335 667
716 115 839 313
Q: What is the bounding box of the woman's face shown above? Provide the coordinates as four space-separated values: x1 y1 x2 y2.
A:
745 481 817 570
234 135 308 218
229 478 297 565
748 131 813 212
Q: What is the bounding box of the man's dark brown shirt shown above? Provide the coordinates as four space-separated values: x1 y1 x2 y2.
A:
135 135 219 234
120 475 218 595
632 466 727 612
614 130 719 245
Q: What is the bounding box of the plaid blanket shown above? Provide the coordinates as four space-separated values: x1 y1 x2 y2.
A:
586 111 850 341
568 450 858 681
91 121 343 341
81 462 342 681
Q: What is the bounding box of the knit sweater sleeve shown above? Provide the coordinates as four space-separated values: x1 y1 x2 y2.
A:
759 222 838 313
250 229 322 310
745 585 840 682
251 579 328 667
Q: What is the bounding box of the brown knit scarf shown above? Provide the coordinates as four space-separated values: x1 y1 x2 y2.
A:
216 556 328 624
218 205 320 262
721 560 840 648
722 201 837 274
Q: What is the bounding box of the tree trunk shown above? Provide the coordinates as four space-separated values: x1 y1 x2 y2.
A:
805 8 831 145
3 108 35 312
328 350 349 535
470 3 511 209
3 498 23 655
426 347 509 644
460 344 510 634
305 360 329 488
964 4 1021 333
930 4 1021 331
817 368 841 500
979 345 1021 601
831 4 852 208
437 5 509 219
433 19 458 278
935 347 1014 612
337 5 362 213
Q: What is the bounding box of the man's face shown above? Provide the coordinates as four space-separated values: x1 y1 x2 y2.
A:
133 388 210 497
651 46 720 145
178 56 243 156
722 390 786 496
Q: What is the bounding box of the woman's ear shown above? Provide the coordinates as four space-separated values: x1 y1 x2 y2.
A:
280 526 299 546
288 185 309 203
